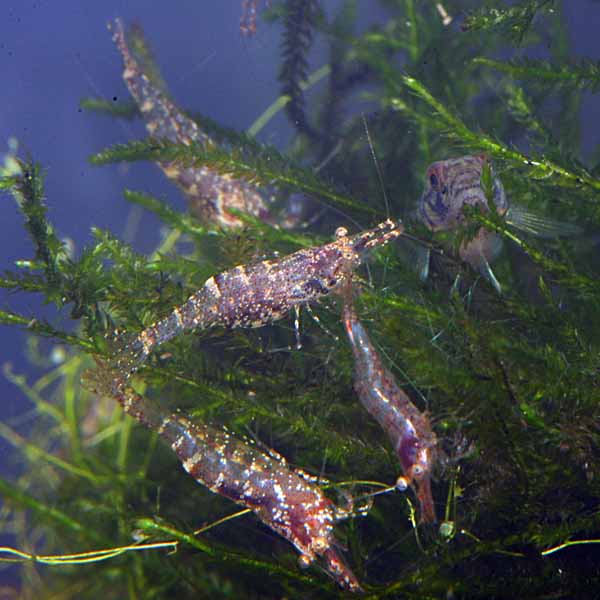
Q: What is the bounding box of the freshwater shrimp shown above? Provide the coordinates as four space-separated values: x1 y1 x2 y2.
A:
416 154 581 293
84 365 362 592
342 288 437 523
114 219 402 377
240 1 270 36
110 18 273 228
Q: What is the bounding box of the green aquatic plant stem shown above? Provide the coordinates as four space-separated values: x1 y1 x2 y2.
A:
63 359 83 461
8 161 65 288
391 75 600 193
123 191 323 256
473 56 600 92
373 514 600 599
117 411 132 473
0 422 97 484
79 97 138 119
541 538 600 556
0 477 105 544
0 308 94 351
3 363 65 425
135 518 324 589
404 0 431 166
247 64 331 137
91 138 380 217
463 0 556 43
122 190 209 242
0 274 45 294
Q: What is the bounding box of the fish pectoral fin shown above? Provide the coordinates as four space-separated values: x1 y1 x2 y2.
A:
480 259 503 295
472 255 503 294
505 205 582 238
461 238 503 294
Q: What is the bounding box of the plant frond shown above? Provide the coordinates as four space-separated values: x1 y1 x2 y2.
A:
463 0 556 44
474 56 600 92
90 137 379 217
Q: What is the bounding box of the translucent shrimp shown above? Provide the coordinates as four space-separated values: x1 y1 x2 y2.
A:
110 18 273 228
342 289 437 523
84 365 362 592
114 219 403 378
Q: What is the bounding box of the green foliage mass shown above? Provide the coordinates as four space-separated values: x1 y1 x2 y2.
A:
2 1 600 598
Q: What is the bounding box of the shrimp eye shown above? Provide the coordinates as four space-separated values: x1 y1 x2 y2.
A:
412 464 424 477
429 173 439 188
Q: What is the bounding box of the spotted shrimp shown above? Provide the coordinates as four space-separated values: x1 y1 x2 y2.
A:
342 287 437 523
110 18 273 228
85 364 362 592
114 219 402 377
240 0 271 36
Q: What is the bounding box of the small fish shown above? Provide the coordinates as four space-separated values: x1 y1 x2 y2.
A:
110 18 273 228
415 154 581 293
342 289 437 523
114 219 403 378
84 364 362 592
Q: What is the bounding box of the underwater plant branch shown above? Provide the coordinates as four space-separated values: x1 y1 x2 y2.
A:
0 541 171 565
123 190 209 242
135 518 324 588
224 207 322 248
62 359 83 461
79 97 139 119
0 273 46 294
0 477 106 544
541 538 600 556
3 363 65 426
0 511 253 564
462 0 556 43
91 138 379 216
375 509 600 598
0 422 99 484
392 76 600 193
473 57 600 92
3 161 130 324
278 0 323 141
6 161 68 289
0 308 95 351
405 0 430 165
248 64 331 137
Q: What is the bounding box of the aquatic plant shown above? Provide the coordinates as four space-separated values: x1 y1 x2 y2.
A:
2 1 600 597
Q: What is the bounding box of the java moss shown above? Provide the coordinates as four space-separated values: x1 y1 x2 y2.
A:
1 1 600 598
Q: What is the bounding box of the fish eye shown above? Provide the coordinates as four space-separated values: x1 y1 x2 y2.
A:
429 173 438 188
441 185 448 195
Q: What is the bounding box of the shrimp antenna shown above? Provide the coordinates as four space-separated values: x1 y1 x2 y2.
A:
353 484 400 503
362 113 390 218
